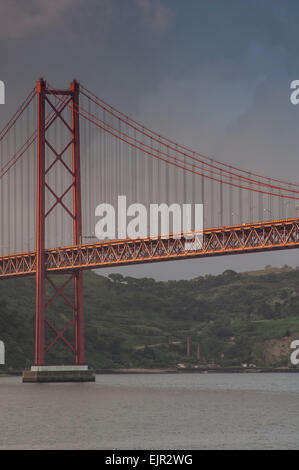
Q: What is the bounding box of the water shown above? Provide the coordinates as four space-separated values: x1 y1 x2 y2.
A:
0 373 298 449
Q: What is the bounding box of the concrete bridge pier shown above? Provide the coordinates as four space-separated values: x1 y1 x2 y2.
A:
22 365 95 383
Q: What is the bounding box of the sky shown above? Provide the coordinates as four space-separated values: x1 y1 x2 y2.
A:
1 0 299 280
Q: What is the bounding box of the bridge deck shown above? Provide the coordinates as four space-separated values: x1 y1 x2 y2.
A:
1 218 299 279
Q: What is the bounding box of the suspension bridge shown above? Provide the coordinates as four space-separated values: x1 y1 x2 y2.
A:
1 78 299 380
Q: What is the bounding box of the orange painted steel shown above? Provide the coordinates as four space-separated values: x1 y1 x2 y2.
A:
33 79 84 366
35 78 46 365
1 217 299 279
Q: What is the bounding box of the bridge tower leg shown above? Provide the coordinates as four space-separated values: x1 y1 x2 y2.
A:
23 78 94 382
35 78 46 366
71 80 85 366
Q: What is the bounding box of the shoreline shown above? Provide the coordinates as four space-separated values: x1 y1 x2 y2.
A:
95 367 299 374
1 367 299 376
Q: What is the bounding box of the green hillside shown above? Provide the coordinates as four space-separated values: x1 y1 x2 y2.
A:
1 266 299 371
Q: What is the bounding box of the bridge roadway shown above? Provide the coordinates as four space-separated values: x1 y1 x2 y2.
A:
1 217 299 279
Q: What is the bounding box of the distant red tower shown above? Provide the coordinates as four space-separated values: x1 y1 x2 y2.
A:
186 336 190 357
197 344 200 361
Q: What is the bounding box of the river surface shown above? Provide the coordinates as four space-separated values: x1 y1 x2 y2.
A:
0 373 298 449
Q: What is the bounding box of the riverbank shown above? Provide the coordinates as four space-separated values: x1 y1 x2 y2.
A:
1 366 298 377
95 366 299 374
2 269 299 372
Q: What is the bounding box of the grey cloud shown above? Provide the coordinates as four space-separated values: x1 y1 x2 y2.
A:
134 0 175 33
0 0 174 40
0 0 79 39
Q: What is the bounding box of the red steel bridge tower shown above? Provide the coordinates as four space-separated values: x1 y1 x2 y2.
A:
30 78 89 381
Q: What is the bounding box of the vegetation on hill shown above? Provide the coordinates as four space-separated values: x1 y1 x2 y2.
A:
0 265 299 370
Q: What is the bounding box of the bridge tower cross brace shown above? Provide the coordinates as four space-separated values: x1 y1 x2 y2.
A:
35 78 84 366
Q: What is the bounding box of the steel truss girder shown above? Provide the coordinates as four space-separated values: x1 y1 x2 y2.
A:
1 218 299 279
